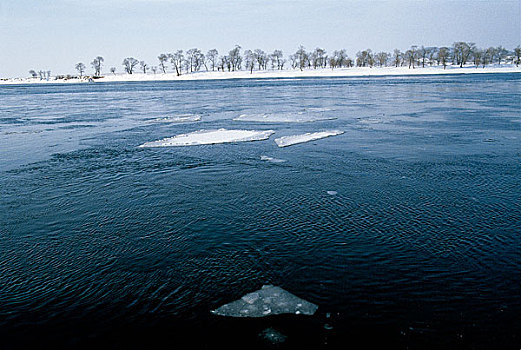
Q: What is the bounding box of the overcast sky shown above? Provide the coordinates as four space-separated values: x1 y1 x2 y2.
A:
0 0 520 77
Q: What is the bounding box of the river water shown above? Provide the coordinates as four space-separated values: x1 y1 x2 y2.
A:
1 74 520 349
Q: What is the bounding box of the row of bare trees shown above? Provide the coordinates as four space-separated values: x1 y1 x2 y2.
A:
358 43 520 70
28 43 521 79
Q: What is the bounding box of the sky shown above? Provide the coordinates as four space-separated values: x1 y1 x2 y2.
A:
0 0 520 77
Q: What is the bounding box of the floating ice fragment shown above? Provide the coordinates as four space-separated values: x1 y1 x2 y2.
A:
260 155 287 163
326 191 338 196
274 130 344 148
211 285 318 317
234 113 336 123
139 129 275 147
150 114 201 123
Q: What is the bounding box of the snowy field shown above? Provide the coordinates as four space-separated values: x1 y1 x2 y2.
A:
1 65 520 85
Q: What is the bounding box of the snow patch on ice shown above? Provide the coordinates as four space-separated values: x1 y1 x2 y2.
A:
211 285 318 317
234 113 336 123
139 128 274 147
274 130 344 148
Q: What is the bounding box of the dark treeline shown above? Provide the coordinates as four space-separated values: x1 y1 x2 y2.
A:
29 42 521 80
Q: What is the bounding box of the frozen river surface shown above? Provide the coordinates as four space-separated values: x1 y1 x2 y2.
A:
0 74 520 349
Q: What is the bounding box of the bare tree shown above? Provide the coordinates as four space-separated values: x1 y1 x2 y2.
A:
453 42 475 67
228 45 242 71
438 47 450 69
295 46 308 71
333 49 349 68
91 56 104 77
254 49 268 70
375 52 389 67
405 46 418 69
392 49 402 67
190 49 205 72
481 47 493 68
110 67 116 75
244 50 255 74
158 54 169 73
311 48 327 69
218 56 227 72
495 46 508 65
123 57 139 74
186 48 201 73
289 54 298 69
169 50 184 76
75 62 86 78
514 46 521 67
419 46 429 68
270 50 284 70
427 47 438 66
151 66 158 74
473 49 483 68
206 49 219 71
328 56 337 69
356 49 373 67
140 61 148 74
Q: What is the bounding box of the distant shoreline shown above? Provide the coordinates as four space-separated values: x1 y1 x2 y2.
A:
1 65 520 85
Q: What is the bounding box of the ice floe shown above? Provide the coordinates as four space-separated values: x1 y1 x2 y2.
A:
326 191 338 196
139 128 274 147
274 130 344 148
234 113 336 123
150 114 201 123
211 285 318 317
260 155 287 163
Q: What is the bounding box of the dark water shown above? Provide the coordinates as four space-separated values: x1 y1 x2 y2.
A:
0 74 520 349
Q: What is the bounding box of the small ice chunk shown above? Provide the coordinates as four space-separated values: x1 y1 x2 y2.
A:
274 130 344 148
326 191 338 196
150 114 201 123
234 113 335 123
260 155 286 163
211 285 318 317
139 128 275 147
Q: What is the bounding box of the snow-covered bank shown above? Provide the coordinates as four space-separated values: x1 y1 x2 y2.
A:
1 65 520 85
